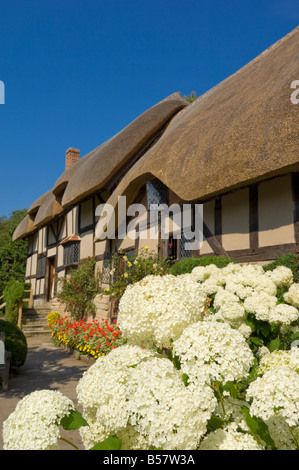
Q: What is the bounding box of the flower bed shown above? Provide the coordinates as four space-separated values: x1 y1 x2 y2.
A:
3 262 299 451
48 315 126 360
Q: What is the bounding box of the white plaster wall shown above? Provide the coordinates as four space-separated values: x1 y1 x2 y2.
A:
258 175 295 247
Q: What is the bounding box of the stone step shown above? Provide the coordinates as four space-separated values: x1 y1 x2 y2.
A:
21 307 52 337
22 328 51 337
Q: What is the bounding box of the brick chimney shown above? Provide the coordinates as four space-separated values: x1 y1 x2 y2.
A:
65 148 80 170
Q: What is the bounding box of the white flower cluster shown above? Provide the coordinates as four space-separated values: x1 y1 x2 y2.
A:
77 344 216 450
76 344 154 449
199 422 264 450
246 367 299 427
2 390 75 450
258 348 299 375
172 320 254 385
127 357 216 450
284 283 299 307
117 274 207 348
189 263 299 327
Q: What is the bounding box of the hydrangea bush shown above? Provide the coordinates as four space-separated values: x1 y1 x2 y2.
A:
2 262 299 450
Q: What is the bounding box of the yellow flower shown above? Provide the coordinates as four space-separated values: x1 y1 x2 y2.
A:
123 273 128 278
123 255 128 261
144 246 149 250
127 261 132 267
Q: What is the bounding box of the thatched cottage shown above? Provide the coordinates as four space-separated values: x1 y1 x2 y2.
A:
13 26 299 320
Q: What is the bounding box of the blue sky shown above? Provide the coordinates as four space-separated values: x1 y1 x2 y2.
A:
0 0 298 218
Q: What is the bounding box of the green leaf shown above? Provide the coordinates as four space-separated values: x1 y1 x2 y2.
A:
240 406 276 449
249 337 264 346
60 409 89 430
90 436 122 450
268 337 280 352
207 414 230 432
260 323 271 338
182 373 189 387
222 381 239 399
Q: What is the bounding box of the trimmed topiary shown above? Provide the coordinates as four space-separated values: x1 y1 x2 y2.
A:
0 319 27 367
170 256 235 276
263 254 299 283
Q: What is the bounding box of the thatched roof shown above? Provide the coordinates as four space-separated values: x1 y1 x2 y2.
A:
13 26 299 242
13 92 187 240
95 26 299 239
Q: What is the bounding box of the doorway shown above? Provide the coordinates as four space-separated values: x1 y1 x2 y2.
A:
47 257 56 301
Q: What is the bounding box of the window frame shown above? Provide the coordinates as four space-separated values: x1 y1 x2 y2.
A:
63 241 80 268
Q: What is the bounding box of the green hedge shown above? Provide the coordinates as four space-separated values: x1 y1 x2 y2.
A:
0 319 27 367
263 254 299 282
170 256 235 276
3 279 25 324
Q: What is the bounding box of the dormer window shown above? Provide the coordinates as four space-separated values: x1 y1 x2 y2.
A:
146 179 168 208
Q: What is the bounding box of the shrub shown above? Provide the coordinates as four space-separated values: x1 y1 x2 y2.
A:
104 247 172 301
4 262 299 450
0 319 27 367
263 254 299 283
3 279 25 324
170 256 235 276
56 257 100 321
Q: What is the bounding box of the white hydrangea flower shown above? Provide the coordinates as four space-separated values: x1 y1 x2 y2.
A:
257 346 270 359
126 356 217 450
236 321 253 339
3 390 75 450
199 422 264 450
117 274 207 348
246 367 299 427
76 344 154 439
268 303 299 325
258 348 299 375
172 320 254 385
212 287 246 327
265 266 293 287
284 283 299 308
244 292 278 321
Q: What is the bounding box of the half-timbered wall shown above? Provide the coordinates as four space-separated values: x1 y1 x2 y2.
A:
25 172 299 308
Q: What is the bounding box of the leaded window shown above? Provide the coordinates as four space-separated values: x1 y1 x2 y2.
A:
179 233 192 259
37 256 46 279
63 242 80 267
146 179 168 208
102 252 113 284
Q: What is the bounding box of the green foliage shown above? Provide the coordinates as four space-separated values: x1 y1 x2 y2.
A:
0 209 28 297
241 406 277 449
263 254 299 282
3 279 25 324
56 257 100 321
170 256 235 276
0 319 27 367
182 90 197 103
90 435 122 450
60 409 89 430
104 247 172 301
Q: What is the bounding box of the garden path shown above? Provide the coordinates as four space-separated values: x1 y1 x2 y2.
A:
0 333 92 450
